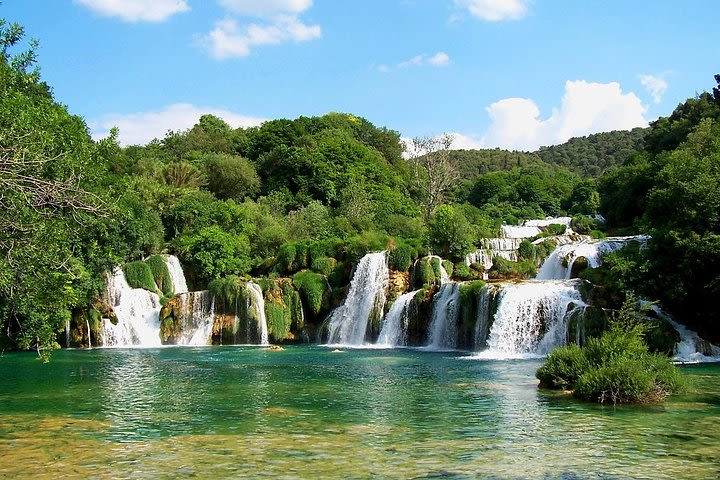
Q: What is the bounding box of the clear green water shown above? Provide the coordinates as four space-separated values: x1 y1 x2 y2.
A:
0 346 718 479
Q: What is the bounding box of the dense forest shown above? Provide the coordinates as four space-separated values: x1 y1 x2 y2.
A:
0 15 718 356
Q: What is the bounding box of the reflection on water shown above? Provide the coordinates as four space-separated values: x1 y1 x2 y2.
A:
0 347 719 479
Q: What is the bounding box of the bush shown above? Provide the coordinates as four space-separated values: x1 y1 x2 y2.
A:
275 243 297 273
489 257 536 279
311 256 337 276
517 239 537 261
571 215 600 235
442 260 454 278
590 230 606 239
414 258 436 287
536 344 587 389
546 223 567 235
388 243 414 272
265 301 292 342
453 262 478 281
145 255 173 295
458 280 486 308
122 261 157 292
292 271 327 315
536 298 686 404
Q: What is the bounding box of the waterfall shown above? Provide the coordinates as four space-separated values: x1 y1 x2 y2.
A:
327 252 389 346
86 318 92 348
175 291 216 346
101 269 162 348
425 283 461 350
478 280 586 359
642 303 720 363
427 255 450 284
501 225 542 239
65 318 70 348
165 255 188 294
473 284 492 350
376 290 418 347
246 282 269 346
537 235 650 280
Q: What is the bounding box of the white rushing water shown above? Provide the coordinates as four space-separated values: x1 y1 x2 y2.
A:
246 282 269 346
425 283 461 350
175 291 216 346
473 284 492 350
642 303 720 363
524 216 573 230
101 268 162 348
475 280 586 359
536 235 649 280
501 225 542 239
376 290 419 347
327 252 389 346
165 255 188 294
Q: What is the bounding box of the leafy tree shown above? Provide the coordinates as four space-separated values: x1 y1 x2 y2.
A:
203 153 261 200
427 205 474 260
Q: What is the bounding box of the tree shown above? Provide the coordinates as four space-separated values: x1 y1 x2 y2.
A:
427 205 474 261
406 134 459 219
203 153 261 200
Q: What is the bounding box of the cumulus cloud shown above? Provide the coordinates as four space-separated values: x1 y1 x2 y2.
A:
455 0 529 21
392 52 451 70
201 16 321 59
74 0 189 22
639 74 668 104
90 103 265 145
201 0 320 59
218 0 313 17
435 80 647 152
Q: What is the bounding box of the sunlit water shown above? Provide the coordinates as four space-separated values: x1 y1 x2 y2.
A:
1 347 719 479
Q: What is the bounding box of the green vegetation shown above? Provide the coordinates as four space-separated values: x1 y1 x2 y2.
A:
145 255 173 295
537 299 685 404
292 271 328 316
122 262 157 293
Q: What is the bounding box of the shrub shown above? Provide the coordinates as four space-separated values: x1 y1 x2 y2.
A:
536 298 686 404
311 256 337 276
590 230 606 239
458 281 486 308
546 223 567 235
442 260 454 278
536 344 587 389
388 243 414 272
265 301 292 342
453 262 478 281
292 271 327 315
414 258 436 287
123 261 157 292
489 257 536 279
571 215 600 235
275 243 297 273
145 255 173 295
517 239 537 261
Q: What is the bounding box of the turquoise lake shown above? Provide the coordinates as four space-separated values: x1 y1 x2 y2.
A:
1 346 718 479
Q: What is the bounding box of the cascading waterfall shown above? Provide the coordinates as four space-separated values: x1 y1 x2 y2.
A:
327 252 389 346
537 235 649 280
101 269 162 347
65 318 70 348
425 283 461 350
175 291 216 346
165 255 188 294
246 282 269 346
501 225 542 239
86 318 92 348
477 280 587 359
642 303 720 363
473 284 492 350
376 290 419 347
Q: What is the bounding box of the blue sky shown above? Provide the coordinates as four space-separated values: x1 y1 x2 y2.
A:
3 0 717 150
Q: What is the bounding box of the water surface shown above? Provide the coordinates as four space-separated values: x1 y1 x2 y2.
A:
1 347 718 479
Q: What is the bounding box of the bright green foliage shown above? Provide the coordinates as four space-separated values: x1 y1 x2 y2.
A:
458 281 486 308
265 302 291 342
208 276 246 310
442 260 454 278
427 205 474 261
570 215 602 235
311 256 337 276
388 243 414 272
517 240 536 261
489 257 536 280
545 224 567 235
203 153 260 200
145 255 173 295
453 262 479 281
122 262 157 292
292 271 327 316
414 259 436 287
176 226 252 281
537 298 685 404
163 161 206 189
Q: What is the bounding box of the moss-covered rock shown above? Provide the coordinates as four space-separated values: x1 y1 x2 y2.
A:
292 270 329 317
413 258 436 287
123 261 158 292
145 255 173 296
311 256 337 277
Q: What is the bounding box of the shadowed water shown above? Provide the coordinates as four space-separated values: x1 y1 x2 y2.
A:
0 347 719 479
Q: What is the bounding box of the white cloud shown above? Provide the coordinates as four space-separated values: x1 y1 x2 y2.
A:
444 80 647 151
639 74 668 104
218 0 313 17
90 103 265 145
395 52 451 69
201 16 321 59
74 0 189 22
455 0 529 21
